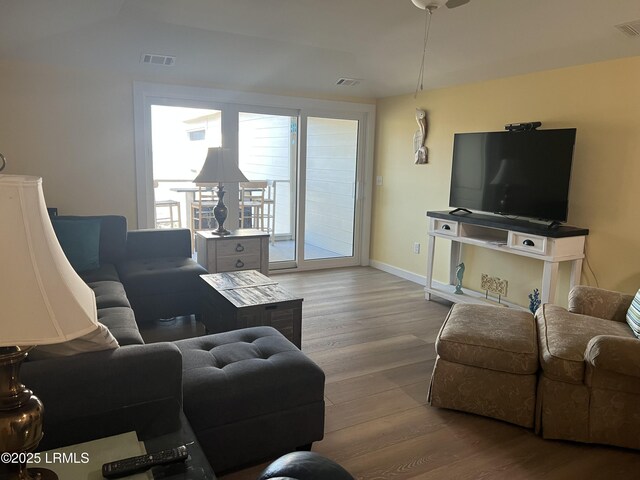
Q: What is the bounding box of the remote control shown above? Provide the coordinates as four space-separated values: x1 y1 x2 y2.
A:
102 445 189 478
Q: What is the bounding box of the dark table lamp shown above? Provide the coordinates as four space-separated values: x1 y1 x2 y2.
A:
193 147 248 235
0 174 101 480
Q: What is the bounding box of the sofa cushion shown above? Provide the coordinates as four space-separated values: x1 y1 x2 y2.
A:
126 229 192 260
29 323 118 360
536 304 635 383
98 307 144 346
79 263 120 283
569 285 635 322
625 289 640 338
435 304 538 375
51 218 101 272
117 257 207 297
87 281 131 309
55 215 127 265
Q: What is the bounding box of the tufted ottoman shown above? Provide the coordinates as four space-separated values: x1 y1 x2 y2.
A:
428 304 538 428
174 327 325 473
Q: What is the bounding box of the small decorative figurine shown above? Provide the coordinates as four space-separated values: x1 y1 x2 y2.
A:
528 288 541 313
413 109 428 164
454 262 465 294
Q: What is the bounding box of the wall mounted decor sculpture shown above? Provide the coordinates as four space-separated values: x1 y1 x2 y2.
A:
414 109 428 164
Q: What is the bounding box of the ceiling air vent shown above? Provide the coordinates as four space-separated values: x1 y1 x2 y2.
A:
615 20 640 37
336 77 361 87
141 53 176 66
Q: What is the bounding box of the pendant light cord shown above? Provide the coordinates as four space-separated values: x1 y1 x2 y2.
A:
414 7 434 99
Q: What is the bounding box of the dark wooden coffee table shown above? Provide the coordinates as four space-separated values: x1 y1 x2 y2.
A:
200 270 303 348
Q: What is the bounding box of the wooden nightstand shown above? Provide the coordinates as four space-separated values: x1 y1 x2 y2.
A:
195 229 269 275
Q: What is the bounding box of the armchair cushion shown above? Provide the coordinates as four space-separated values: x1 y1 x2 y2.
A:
536 304 634 383
568 285 634 322
585 335 640 378
625 289 640 338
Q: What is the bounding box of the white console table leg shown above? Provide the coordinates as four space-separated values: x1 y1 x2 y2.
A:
570 258 583 291
425 235 436 300
542 261 559 304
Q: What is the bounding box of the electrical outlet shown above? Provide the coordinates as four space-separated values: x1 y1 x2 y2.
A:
376 175 383 186
413 242 420 254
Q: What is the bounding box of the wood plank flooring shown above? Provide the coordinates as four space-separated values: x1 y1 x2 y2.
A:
149 267 640 479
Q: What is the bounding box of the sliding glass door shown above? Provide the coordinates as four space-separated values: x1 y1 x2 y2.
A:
236 110 362 270
134 83 374 272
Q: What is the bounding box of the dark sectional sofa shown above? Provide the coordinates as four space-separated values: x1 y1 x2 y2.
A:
22 215 326 473
73 215 208 324
23 215 208 448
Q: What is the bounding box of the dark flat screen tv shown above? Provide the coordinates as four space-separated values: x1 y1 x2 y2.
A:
449 128 577 223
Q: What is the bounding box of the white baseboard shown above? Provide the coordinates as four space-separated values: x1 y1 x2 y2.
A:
369 260 427 286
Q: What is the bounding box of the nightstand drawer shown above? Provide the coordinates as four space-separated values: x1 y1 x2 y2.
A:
195 229 269 275
217 254 261 271
508 232 548 255
217 238 261 257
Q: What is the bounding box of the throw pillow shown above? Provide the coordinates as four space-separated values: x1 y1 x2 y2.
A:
626 289 640 339
28 323 119 360
51 218 101 272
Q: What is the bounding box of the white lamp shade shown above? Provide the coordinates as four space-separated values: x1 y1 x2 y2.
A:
0 175 98 346
193 147 249 185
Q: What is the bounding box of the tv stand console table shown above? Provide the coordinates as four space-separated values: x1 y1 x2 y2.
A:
425 211 589 308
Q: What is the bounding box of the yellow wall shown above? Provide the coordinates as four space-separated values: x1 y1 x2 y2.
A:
372 56 640 305
0 60 374 228
2 56 638 302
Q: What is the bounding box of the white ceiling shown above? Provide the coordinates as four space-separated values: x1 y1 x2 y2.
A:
1 0 639 99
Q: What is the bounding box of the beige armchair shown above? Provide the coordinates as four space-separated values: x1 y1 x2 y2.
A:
535 285 639 449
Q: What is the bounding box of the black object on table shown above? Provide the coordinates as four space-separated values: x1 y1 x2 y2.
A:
102 445 188 478
141 412 216 479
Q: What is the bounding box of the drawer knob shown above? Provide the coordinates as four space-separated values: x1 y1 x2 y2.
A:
523 239 535 247
235 260 245 268
442 224 451 231
235 243 245 252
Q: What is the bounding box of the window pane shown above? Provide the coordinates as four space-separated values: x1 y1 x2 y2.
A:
151 106 222 230
239 112 298 264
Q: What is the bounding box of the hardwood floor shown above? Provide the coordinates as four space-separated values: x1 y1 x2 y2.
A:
151 267 640 479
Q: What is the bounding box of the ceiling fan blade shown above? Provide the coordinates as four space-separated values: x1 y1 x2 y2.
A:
446 0 471 8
